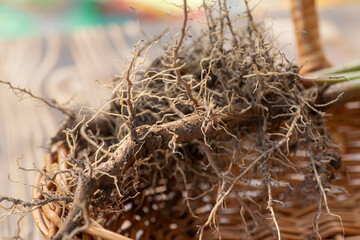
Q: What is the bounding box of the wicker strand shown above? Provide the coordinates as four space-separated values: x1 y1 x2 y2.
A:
291 0 332 73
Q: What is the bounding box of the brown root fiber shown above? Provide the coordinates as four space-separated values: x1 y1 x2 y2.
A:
50 0 344 238
1 0 348 239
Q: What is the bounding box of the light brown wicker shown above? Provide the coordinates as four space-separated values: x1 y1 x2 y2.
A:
32 1 360 239
291 0 332 73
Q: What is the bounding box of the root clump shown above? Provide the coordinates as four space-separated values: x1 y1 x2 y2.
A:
2 1 345 239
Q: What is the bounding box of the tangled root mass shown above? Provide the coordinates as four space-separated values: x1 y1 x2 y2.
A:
5 1 344 239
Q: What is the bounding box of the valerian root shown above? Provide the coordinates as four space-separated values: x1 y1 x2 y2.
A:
2 0 357 239
52 82 345 239
52 104 254 239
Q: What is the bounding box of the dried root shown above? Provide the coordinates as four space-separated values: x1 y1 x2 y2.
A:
1 0 349 239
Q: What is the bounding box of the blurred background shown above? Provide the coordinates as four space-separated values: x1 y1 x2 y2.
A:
0 0 359 239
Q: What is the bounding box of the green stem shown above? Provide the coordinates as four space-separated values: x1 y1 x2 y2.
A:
311 59 360 75
305 71 360 83
302 59 360 85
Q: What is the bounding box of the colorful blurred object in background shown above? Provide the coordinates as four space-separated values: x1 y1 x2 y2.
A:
101 0 202 19
0 0 203 41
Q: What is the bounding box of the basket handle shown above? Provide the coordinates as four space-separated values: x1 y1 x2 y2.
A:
291 0 332 73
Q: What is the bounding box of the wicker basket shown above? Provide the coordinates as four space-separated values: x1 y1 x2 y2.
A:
32 104 360 240
32 1 360 239
291 0 332 74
